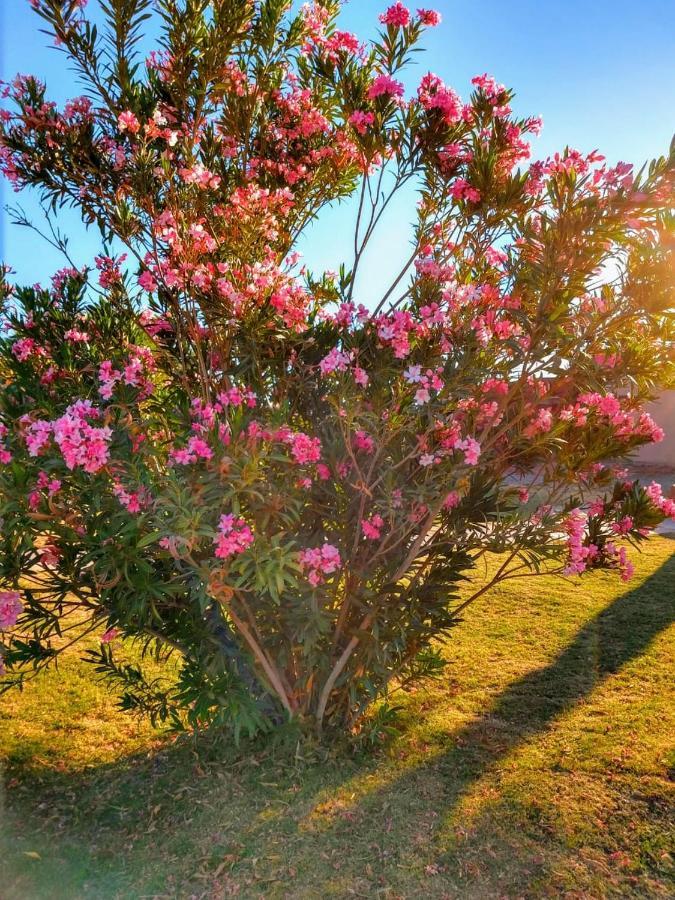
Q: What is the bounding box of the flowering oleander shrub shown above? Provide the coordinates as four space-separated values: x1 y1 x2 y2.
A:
0 0 673 737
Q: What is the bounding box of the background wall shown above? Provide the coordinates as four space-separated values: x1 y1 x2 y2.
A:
636 392 675 469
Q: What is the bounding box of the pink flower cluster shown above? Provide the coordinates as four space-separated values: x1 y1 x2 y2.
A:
170 434 214 465
353 430 375 454
368 74 404 101
443 490 461 510
12 337 46 362
180 162 221 190
404 364 444 405
117 110 140 135
450 177 481 204
298 543 341 586
418 73 464 126
0 590 22 630
471 73 507 102
113 481 151 513
95 253 127 288
361 514 385 540
560 392 664 444
98 346 156 400
139 309 173 337
275 429 322 465
458 437 481 465
0 423 11 465
191 388 258 423
376 309 416 358
319 347 353 375
39 544 61 567
213 514 254 559
101 627 119 644
646 481 675 518
349 110 375 135
561 506 637 580
562 508 592 575
64 328 89 344
379 3 410 26
524 408 553 437
417 8 441 25
26 401 112 474
28 469 62 509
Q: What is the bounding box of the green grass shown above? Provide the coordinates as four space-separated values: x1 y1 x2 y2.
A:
2 538 674 899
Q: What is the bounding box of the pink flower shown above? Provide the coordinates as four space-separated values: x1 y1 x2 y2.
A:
113 482 150 514
349 110 375 135
563 508 589 575
618 546 634 581
138 270 158 292
99 360 121 399
320 347 352 375
471 73 506 102
418 73 462 126
39 544 61 567
51 404 112 473
36 470 61 495
12 337 40 361
353 366 369 387
353 430 375 454
450 178 481 204
379 3 411 27
298 543 342 585
118 110 141 134
368 74 405 100
95 253 126 288
180 162 221 190
646 481 675 518
457 437 481 466
27 404 111 473
611 515 634 535
288 432 322 465
0 591 22 630
417 8 441 26
524 408 553 437
64 328 89 343
187 436 213 460
213 514 254 559
361 514 384 540
101 627 119 644
443 491 460 510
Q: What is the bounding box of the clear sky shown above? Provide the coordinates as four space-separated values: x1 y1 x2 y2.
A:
1 0 674 296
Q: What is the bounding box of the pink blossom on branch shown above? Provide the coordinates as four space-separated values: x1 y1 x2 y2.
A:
0 591 22 630
367 74 405 100
298 543 342 586
117 110 141 134
379 3 411 27
417 8 441 26
362 514 385 540
348 110 375 135
213 515 254 559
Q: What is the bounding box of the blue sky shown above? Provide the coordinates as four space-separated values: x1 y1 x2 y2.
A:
1 0 674 297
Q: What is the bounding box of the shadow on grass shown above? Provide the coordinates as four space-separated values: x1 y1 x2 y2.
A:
2 551 674 897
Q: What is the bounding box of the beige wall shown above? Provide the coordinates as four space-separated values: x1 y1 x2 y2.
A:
636 391 675 468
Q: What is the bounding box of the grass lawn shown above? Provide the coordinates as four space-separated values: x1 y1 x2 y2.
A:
1 537 674 899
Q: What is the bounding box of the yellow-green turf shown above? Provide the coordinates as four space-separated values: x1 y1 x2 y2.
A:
1 538 673 898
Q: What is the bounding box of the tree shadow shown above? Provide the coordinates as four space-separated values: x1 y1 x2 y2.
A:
2 551 674 897
298 550 675 891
